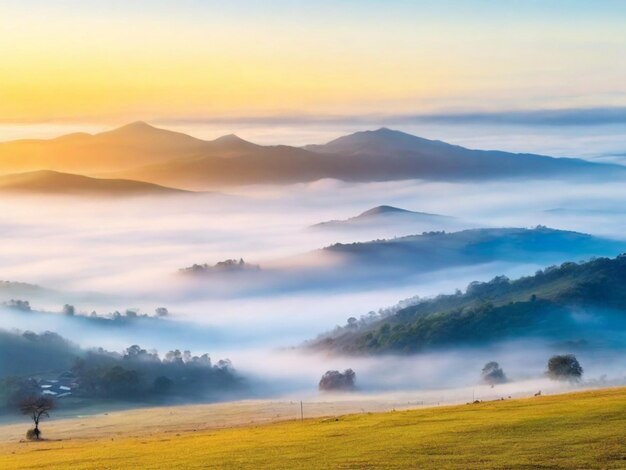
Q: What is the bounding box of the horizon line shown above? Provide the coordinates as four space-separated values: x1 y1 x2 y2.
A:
3 105 626 129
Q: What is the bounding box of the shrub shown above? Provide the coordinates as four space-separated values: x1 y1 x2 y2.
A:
319 369 356 392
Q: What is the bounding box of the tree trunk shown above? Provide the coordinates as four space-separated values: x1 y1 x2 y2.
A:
33 415 40 440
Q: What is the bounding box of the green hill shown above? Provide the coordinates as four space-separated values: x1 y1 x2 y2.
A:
311 254 626 354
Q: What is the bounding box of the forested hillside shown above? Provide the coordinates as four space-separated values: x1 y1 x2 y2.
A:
311 255 626 354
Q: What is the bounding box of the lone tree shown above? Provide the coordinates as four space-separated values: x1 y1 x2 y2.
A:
62 304 75 316
318 369 356 392
481 361 507 385
155 307 169 317
19 396 54 440
546 354 583 382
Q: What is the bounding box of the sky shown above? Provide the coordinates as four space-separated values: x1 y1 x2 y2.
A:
1 0 626 129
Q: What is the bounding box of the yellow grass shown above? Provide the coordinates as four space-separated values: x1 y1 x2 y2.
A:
2 387 626 469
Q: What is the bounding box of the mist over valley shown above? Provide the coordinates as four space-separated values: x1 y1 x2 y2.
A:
2 143 626 415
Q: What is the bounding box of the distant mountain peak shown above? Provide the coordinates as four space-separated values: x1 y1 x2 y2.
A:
315 127 440 152
209 134 259 152
337 127 407 140
94 121 206 146
370 127 403 136
358 205 412 217
114 121 157 132
310 205 451 229
98 121 176 139
212 134 249 144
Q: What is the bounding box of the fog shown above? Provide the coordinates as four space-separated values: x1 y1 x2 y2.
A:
2 175 626 406
229 340 626 400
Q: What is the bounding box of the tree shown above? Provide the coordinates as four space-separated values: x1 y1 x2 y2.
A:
155 307 169 317
481 361 507 385
125 309 138 318
19 396 54 440
5 299 31 311
62 304 75 316
153 376 173 394
164 350 183 364
100 366 142 398
546 354 583 382
318 369 356 392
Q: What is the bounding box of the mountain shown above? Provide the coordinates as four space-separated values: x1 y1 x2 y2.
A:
309 254 626 355
304 128 625 181
1 124 624 189
0 121 331 187
311 205 454 230
121 127 626 188
116 141 335 189
0 122 211 174
0 170 189 196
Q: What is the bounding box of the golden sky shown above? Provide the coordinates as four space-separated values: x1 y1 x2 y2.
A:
1 1 625 125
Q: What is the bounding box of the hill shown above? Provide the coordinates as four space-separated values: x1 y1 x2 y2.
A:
0 329 243 411
0 281 47 299
359 205 422 217
0 170 189 196
310 254 626 354
321 226 623 274
2 387 626 469
311 205 454 230
1 124 624 188
177 227 623 296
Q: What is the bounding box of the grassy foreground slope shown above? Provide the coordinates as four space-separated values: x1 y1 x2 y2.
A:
3 387 626 469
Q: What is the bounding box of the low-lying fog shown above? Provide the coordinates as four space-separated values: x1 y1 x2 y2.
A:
3 176 626 402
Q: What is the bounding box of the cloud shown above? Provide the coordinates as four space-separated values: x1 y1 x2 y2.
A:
154 106 626 129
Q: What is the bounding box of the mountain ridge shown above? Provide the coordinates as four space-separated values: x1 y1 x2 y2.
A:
0 170 190 196
1 123 625 188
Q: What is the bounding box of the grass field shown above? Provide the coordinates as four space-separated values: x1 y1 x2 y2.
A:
2 387 626 469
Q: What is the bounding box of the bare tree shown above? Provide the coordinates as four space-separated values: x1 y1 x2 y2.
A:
19 396 54 440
